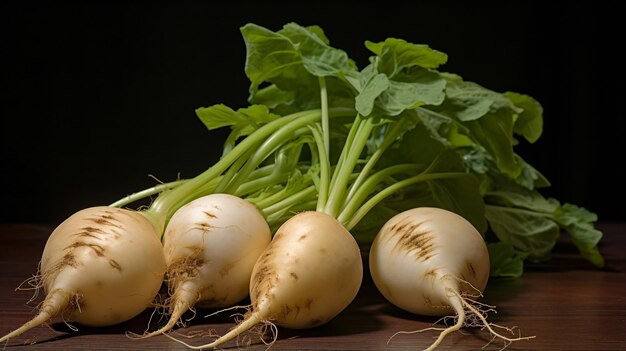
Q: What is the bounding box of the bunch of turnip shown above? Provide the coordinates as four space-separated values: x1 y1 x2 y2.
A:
2 21 604 351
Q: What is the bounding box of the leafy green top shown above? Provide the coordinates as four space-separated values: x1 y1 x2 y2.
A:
115 22 603 278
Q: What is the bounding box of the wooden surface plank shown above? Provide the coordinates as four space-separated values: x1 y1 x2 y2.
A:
0 223 624 350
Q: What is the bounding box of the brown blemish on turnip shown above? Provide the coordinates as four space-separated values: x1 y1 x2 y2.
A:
219 263 234 277
390 220 435 262
109 259 122 272
466 261 477 279
87 214 121 228
66 242 106 257
202 211 217 219
303 298 313 310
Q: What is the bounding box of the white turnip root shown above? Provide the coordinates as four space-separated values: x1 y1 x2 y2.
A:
141 193 271 337
170 211 363 349
0 206 166 343
369 207 533 350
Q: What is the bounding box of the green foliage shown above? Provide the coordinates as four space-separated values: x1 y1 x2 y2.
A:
235 22 604 277
120 22 604 279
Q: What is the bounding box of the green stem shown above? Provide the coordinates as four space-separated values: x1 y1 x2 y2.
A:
141 109 318 234
328 115 361 193
343 118 409 205
484 204 554 218
309 124 331 212
234 172 284 198
337 164 423 225
265 200 318 230
344 172 469 230
214 148 255 193
221 124 313 194
220 106 355 196
319 77 330 157
325 115 375 217
109 179 187 208
253 174 313 210
262 185 317 219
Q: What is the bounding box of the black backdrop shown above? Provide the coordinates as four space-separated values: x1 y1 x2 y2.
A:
1 1 623 225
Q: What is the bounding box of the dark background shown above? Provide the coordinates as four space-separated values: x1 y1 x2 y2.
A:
1 1 623 225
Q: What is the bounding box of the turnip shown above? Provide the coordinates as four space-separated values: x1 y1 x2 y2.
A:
140 193 271 337
369 207 533 350
0 207 166 343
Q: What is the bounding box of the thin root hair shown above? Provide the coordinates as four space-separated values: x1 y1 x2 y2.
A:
173 328 220 339
387 290 534 350
164 330 221 349
456 291 535 348
253 320 278 349
18 264 44 305
452 275 484 300
125 308 162 338
204 304 252 319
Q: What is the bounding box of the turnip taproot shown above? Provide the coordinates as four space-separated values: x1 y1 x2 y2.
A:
0 207 166 343
140 194 271 337
170 211 363 349
369 207 533 350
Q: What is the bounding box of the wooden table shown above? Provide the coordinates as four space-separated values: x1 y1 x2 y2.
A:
1 223 624 350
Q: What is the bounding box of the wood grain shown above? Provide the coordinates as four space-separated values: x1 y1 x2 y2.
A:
1 223 624 350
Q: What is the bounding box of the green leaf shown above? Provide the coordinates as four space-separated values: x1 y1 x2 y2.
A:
365 38 448 74
376 67 447 116
241 22 356 91
196 104 247 130
464 110 522 178
383 115 445 167
485 188 559 214
353 63 446 117
195 104 280 155
241 23 358 112
422 151 487 233
352 38 448 117
440 74 521 122
485 184 605 268
554 203 604 267
240 23 306 92
414 107 473 147
278 23 354 78
505 91 544 143
485 204 560 261
354 64 390 116
488 241 524 278
427 74 525 178
248 84 295 110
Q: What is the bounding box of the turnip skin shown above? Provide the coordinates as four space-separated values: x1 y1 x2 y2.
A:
143 193 271 337
369 207 489 317
0 206 166 343
369 207 532 350
171 211 363 349
249 211 363 329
